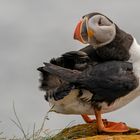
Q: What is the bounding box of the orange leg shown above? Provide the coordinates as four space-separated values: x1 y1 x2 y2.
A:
94 109 129 132
81 114 107 124
81 114 95 123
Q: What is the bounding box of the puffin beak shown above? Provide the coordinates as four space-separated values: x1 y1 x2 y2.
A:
73 19 86 44
74 17 94 44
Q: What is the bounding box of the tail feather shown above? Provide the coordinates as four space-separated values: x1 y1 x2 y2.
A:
43 63 81 82
37 67 50 91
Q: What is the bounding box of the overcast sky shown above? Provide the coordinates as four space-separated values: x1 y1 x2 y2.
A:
0 0 140 138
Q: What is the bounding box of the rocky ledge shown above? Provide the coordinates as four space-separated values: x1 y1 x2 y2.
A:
52 122 140 140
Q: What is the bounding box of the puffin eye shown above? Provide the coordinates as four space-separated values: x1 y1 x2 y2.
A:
98 17 102 25
97 16 113 26
97 17 105 26
82 15 86 19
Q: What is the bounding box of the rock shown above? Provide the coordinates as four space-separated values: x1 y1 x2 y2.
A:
52 123 140 140
77 135 140 140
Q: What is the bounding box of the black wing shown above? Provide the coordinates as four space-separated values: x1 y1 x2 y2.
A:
37 50 89 101
80 45 102 62
81 61 138 105
42 61 138 105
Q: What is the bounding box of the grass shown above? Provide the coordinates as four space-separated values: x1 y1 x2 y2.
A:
1 104 140 140
0 102 54 140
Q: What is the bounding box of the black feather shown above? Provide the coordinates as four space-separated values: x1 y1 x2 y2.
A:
42 61 138 106
37 50 90 101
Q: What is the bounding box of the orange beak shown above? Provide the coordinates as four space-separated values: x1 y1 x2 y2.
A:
74 18 94 44
73 20 86 43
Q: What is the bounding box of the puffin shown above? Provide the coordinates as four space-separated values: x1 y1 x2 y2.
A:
72 12 140 132
38 12 140 132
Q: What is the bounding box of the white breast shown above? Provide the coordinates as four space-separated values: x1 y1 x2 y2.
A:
129 38 140 75
128 38 140 94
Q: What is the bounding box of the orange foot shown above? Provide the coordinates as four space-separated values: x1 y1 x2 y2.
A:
94 110 129 133
102 122 129 132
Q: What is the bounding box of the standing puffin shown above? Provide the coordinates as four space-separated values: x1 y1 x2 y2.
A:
38 12 140 132
72 12 140 132
73 12 135 124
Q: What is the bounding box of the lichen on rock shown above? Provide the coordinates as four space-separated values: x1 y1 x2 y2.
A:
51 123 140 140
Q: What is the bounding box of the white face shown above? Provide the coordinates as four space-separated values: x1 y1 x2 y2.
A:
87 15 116 48
74 14 116 48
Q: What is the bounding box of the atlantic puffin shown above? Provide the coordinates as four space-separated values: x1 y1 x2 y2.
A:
38 12 140 132
71 12 140 132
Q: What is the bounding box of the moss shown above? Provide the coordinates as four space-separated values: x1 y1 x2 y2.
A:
50 123 140 140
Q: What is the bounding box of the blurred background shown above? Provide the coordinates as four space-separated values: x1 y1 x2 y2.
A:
0 0 140 138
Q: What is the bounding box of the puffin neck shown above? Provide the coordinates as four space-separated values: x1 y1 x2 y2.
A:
96 25 133 61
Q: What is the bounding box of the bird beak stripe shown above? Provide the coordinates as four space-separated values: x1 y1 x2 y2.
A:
74 19 87 44
87 27 94 38
85 17 94 41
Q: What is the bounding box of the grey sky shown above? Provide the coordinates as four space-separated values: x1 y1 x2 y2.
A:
0 0 140 137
